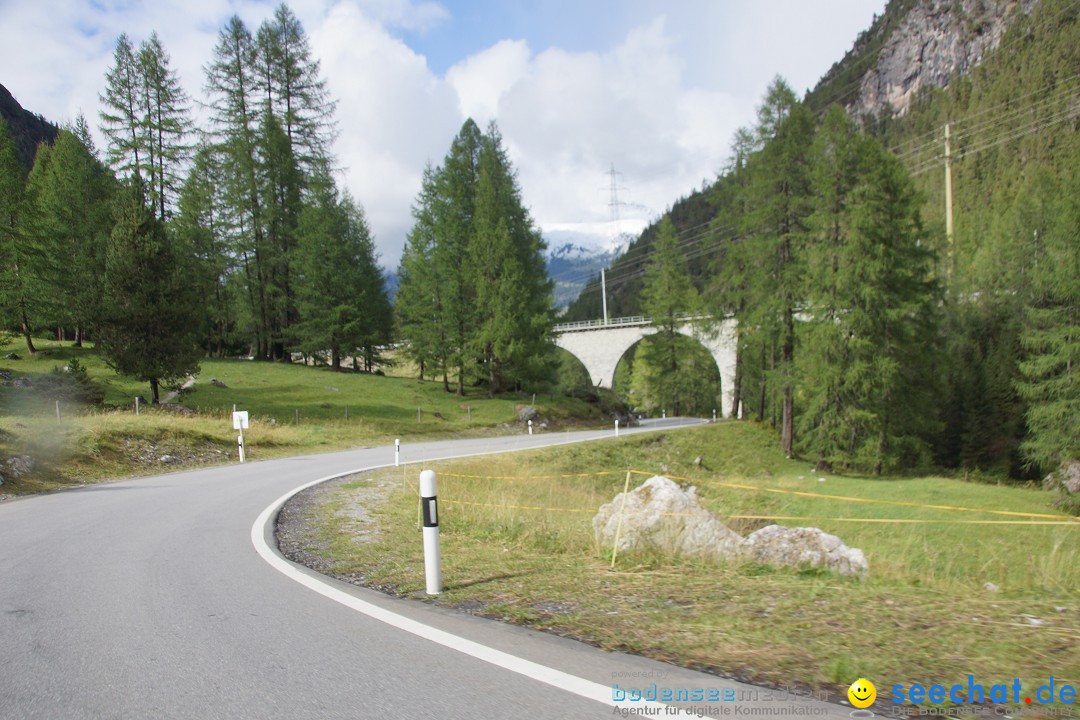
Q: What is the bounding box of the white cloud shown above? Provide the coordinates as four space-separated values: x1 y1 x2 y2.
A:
309 2 461 261
350 0 449 32
450 16 742 244
445 39 530 123
0 0 886 269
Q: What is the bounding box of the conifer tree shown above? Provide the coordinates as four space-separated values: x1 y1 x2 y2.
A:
293 173 389 371
0 119 40 353
396 164 449 385
397 120 555 395
741 78 815 456
468 123 554 395
99 34 144 182
634 217 700 415
27 128 115 344
799 118 940 473
205 15 271 358
1017 157 1080 475
176 145 235 355
137 32 192 220
435 119 483 394
96 182 202 403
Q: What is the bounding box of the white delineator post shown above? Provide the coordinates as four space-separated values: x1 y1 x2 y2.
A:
232 410 249 463
395 438 401 467
528 420 533 435
419 470 442 595
615 418 619 437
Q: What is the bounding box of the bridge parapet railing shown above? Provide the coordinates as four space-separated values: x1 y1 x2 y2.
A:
553 315 651 333
553 312 718 333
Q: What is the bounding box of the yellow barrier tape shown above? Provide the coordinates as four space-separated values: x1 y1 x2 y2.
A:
440 499 593 513
393 467 1078 523
438 471 618 480
633 470 1080 522
436 500 1078 525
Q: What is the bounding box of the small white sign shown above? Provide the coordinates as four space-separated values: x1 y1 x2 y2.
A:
232 411 249 430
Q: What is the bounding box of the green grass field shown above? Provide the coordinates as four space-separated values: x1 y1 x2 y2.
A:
0 337 612 493
299 421 1079 710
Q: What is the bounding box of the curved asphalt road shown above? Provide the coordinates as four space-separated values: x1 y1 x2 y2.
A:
0 419 852 719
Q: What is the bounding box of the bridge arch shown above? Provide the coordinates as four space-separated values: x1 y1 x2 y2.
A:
553 316 738 418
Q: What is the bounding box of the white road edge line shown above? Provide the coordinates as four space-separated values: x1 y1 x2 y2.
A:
250 427 706 715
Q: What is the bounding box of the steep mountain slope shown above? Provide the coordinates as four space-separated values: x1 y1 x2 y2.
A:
0 83 59 172
562 0 1058 321
807 0 1040 118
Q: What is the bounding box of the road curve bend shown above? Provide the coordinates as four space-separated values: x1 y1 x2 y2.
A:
0 419 850 719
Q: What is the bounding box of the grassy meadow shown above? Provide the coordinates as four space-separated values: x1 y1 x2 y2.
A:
0 337 610 493
299 421 1079 709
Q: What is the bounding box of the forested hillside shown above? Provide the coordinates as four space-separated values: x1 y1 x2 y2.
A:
564 0 1079 488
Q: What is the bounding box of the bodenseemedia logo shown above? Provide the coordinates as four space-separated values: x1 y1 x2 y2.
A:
890 676 1076 707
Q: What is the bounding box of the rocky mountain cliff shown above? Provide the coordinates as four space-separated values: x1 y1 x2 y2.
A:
808 0 1039 118
0 83 59 172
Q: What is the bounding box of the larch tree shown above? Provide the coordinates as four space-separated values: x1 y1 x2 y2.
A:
740 77 815 456
635 217 700 416
26 128 115 345
1017 154 1080 478
396 164 450 386
0 119 41 353
468 123 554 395
137 32 192 221
99 34 144 183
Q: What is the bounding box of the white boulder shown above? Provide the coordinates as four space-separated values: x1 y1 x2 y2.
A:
741 525 868 577
592 476 742 559
593 475 869 577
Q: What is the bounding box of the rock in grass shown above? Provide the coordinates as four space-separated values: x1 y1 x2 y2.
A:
2 455 35 479
593 476 743 558
741 525 868 578
593 475 869 577
210 378 228 388
161 403 195 416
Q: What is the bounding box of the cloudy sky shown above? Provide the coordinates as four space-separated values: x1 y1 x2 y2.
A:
0 0 886 266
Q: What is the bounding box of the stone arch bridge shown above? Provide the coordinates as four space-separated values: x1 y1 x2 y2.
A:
552 315 738 417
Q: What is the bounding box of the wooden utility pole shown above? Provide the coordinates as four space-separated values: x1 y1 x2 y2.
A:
944 122 954 278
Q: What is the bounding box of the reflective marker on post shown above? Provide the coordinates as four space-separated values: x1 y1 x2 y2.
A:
419 470 441 595
395 438 401 467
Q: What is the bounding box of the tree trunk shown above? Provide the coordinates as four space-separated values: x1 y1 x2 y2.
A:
74 326 82 348
20 311 36 354
757 343 767 423
150 378 160 404
331 344 340 372
781 310 795 458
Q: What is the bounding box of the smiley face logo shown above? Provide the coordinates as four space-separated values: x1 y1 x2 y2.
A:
848 678 876 708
